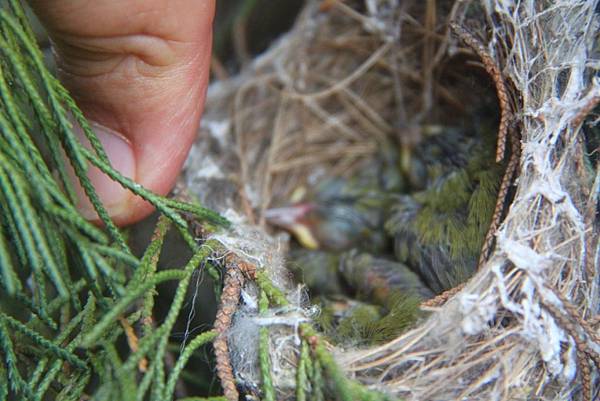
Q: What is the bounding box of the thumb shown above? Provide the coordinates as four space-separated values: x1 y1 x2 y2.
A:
29 0 215 225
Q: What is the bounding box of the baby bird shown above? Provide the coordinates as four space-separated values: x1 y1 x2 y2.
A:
291 249 430 345
269 126 501 296
339 249 434 303
264 195 389 252
386 127 502 293
265 147 403 253
287 247 433 304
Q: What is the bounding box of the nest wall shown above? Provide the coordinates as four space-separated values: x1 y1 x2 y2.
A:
184 1 600 399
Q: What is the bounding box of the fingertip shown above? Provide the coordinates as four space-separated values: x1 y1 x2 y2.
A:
38 0 216 227
104 195 156 226
74 123 147 225
75 121 187 227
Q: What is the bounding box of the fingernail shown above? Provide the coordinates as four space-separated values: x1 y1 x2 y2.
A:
76 123 136 220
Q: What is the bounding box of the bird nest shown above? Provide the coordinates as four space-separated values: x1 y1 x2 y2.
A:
184 0 600 399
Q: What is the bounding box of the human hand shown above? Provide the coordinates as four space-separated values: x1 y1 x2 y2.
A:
29 0 215 225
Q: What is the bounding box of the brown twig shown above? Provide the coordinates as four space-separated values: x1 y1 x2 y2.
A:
584 233 596 289
572 94 600 129
421 282 466 308
225 253 258 281
214 259 246 401
450 23 519 269
450 23 511 163
213 253 258 401
552 289 600 347
542 299 597 401
119 317 148 372
419 0 437 123
478 134 520 268
587 348 600 371
577 345 593 401
583 160 599 291
571 134 597 287
573 118 599 315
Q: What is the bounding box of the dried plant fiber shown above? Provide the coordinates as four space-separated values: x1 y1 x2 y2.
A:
184 0 600 399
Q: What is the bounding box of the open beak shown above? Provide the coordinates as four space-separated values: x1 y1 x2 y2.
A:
264 204 320 250
264 204 313 229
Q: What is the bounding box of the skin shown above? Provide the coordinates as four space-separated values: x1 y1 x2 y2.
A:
28 0 216 225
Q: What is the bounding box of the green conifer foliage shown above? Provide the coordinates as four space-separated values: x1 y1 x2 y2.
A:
0 1 229 399
0 3 395 400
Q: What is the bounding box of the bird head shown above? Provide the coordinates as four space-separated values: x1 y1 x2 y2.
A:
265 201 374 252
265 203 321 250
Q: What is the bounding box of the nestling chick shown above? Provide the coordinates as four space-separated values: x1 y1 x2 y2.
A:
386 127 502 293
286 248 346 296
265 147 403 253
287 248 433 304
316 294 423 346
264 199 388 252
269 127 501 297
339 250 434 303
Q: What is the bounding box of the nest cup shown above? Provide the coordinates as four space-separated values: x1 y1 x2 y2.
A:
184 1 600 399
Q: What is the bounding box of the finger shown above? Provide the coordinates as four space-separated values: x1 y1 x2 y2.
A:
29 0 215 225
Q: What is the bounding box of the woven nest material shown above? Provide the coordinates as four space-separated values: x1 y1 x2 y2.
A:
184 0 600 399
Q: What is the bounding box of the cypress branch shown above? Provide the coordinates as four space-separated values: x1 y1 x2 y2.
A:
0 313 87 370
258 290 275 401
80 269 188 348
164 330 218 399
